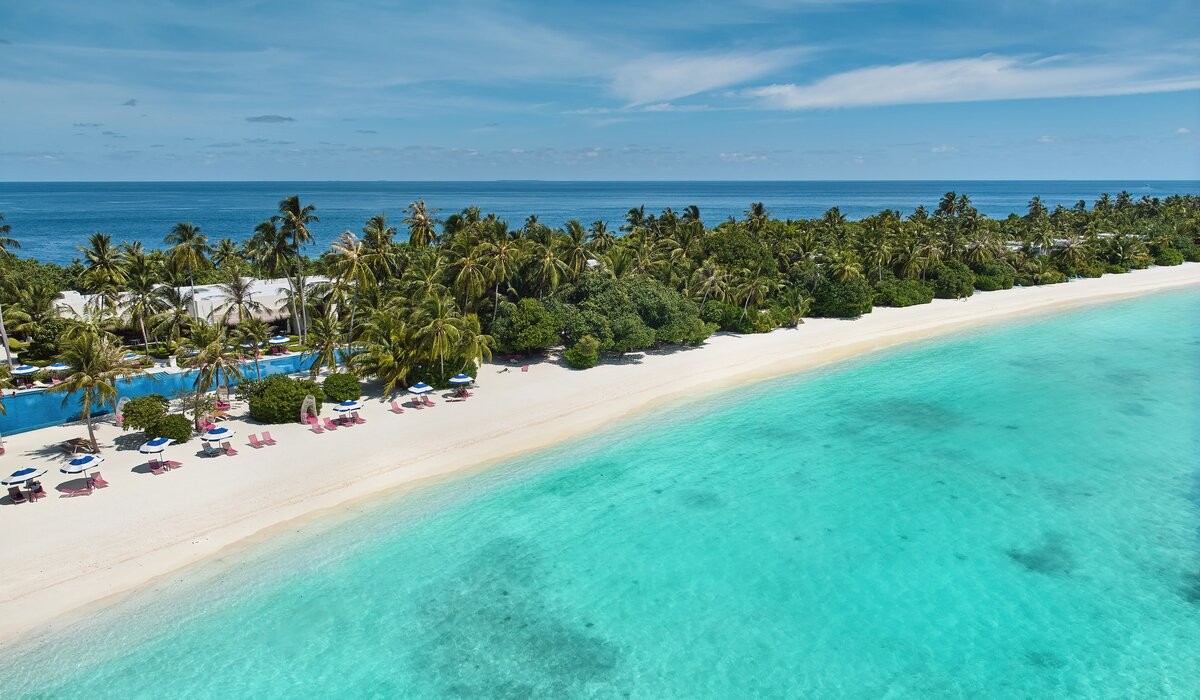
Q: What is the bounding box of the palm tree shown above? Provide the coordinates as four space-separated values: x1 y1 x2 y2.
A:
212 238 240 269
233 317 271 379
478 238 524 323
80 233 127 311
351 312 416 397
689 259 730 305
449 245 488 310
744 202 769 234
587 220 617 254
0 213 19 256
180 321 243 429
414 293 463 378
165 222 211 314
47 332 139 451
328 230 374 342
404 199 440 247
214 272 267 326
149 285 194 343
276 196 318 341
533 240 570 298
303 310 343 378
361 214 399 280
455 313 494 371
123 258 168 350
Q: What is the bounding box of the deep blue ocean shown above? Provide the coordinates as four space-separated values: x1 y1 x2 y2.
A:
1 180 1196 265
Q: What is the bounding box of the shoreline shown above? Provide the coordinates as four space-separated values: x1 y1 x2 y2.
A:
2 263 1198 648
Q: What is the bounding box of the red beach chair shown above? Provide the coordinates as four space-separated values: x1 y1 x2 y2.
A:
248 434 265 449
352 411 365 424
62 483 94 497
521 365 529 372
222 441 238 456
307 416 324 434
322 417 340 431
261 431 277 446
148 461 166 475
389 401 405 414
89 472 110 488
7 486 26 504
422 396 435 407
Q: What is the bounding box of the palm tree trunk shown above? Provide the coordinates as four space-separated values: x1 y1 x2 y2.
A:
491 282 501 324
84 398 97 452
0 301 14 369
140 318 151 351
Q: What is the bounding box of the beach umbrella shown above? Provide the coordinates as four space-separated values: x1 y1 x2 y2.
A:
121 352 141 362
2 466 47 486
10 365 38 376
61 454 105 475
332 399 363 412
268 335 291 345
201 426 237 443
45 362 71 372
138 437 174 454
448 374 473 385
239 341 264 349
407 382 433 395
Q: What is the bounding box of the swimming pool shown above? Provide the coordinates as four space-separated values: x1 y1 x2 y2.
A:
0 354 318 436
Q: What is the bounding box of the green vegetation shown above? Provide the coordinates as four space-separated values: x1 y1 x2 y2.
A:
144 413 193 444
321 372 362 402
121 394 169 432
240 375 323 424
0 190 1196 411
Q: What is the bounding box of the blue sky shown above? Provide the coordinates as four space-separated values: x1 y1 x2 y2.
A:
1 0 1197 180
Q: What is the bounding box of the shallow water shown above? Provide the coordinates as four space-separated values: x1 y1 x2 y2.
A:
4 290 1199 698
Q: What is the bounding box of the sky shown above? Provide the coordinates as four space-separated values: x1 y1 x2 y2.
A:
0 0 1198 181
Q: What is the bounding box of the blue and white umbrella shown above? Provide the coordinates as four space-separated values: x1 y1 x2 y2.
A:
333 399 363 412
268 335 291 345
407 382 433 395
45 362 71 373
10 365 38 376
2 466 47 486
201 426 237 442
61 454 105 475
239 341 264 349
138 437 174 454
121 352 142 362
448 374 473 385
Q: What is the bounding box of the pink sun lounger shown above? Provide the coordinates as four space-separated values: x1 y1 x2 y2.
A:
389 401 405 414
261 431 277 446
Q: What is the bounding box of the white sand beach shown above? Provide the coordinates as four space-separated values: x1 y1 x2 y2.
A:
1 263 1197 646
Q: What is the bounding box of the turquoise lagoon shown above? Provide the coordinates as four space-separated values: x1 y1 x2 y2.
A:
4 290 1199 698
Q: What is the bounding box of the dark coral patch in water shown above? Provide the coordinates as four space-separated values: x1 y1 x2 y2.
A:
677 489 725 510
1181 571 1200 604
409 536 623 697
1025 650 1066 669
1006 534 1075 576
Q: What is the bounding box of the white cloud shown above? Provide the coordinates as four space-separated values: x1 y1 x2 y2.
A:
1038 135 1057 143
612 48 805 104
930 144 958 153
744 54 1200 109
720 151 769 162
1178 127 1192 134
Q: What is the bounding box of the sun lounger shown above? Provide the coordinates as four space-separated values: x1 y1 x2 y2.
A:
261 431 277 446
322 417 340 431
307 416 324 434
166 459 182 468
422 396 435 407
7 486 26 504
62 483 93 497
521 365 529 372
248 434 265 449
352 411 365 424
149 461 166 475
222 441 238 456
389 401 405 414
89 472 110 488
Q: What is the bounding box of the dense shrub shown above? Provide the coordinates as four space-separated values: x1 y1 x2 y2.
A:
971 261 1016 291
121 394 169 432
22 317 70 361
931 261 975 299
563 335 601 369
874 278 935 307
608 313 656 355
1154 248 1185 266
699 300 750 333
321 372 362 402
492 298 561 354
812 278 874 318
145 413 193 444
242 374 324 424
